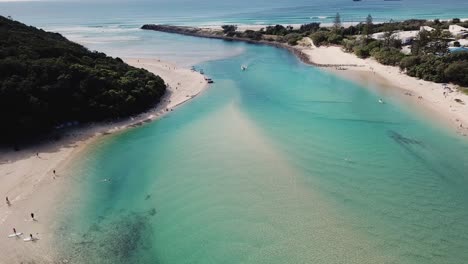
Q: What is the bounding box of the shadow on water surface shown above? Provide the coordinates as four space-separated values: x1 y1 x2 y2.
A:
387 130 424 146
386 130 457 183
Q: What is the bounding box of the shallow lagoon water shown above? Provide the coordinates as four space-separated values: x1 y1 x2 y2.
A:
54 40 468 263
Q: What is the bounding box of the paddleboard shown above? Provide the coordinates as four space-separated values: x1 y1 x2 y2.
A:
8 232 23 238
23 237 38 242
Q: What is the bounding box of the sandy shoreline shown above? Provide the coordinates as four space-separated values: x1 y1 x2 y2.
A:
296 40 468 136
0 58 207 263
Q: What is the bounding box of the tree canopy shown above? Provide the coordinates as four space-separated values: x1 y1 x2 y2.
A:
221 25 237 35
363 14 373 38
333 13 342 31
0 16 166 142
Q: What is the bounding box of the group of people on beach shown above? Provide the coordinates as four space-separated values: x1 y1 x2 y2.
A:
5 154 58 243
6 197 38 241
11 228 34 241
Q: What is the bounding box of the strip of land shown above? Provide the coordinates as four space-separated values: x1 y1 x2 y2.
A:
0 58 208 263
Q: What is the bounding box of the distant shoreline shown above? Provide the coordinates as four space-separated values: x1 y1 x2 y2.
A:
140 24 357 68
141 24 468 137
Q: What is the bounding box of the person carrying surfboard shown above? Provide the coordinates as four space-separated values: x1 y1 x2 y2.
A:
23 233 38 242
8 228 23 238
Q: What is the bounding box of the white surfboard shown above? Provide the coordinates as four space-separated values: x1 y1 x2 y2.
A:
23 237 38 242
8 232 23 238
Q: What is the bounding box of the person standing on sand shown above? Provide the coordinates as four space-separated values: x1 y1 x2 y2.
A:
31 213 35 221
13 228 17 235
6 196 10 206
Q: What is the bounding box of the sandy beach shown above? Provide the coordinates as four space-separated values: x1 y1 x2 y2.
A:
0 58 207 263
297 39 468 136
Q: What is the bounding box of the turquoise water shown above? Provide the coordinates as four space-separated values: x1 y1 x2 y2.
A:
54 41 468 263
3 1 468 263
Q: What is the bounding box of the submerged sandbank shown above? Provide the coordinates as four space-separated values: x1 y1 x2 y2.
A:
0 58 207 263
58 98 396 263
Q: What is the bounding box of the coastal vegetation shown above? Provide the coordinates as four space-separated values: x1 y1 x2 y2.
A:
145 19 468 87
212 17 467 87
0 16 166 143
142 21 467 87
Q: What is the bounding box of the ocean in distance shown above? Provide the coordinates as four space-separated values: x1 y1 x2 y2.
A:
3 0 468 26
2 0 468 63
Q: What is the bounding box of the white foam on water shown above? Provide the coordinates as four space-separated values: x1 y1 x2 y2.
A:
67 35 141 45
45 25 140 35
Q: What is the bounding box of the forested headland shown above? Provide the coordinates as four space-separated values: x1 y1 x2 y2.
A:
0 16 166 143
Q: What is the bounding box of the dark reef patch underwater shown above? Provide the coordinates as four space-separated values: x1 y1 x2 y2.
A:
58 208 158 264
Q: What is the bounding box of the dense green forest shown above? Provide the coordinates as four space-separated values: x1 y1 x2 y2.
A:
0 16 166 143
